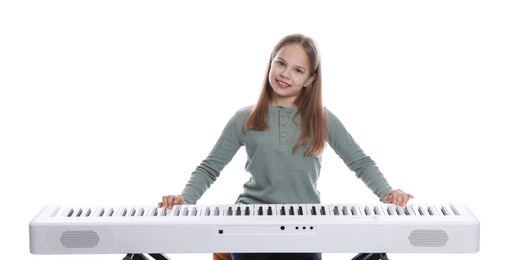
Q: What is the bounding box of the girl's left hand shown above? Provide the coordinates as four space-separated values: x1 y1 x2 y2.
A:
383 189 414 207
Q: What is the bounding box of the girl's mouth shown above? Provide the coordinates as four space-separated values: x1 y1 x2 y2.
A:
276 79 291 89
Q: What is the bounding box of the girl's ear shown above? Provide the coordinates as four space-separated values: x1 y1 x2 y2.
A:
304 74 317 88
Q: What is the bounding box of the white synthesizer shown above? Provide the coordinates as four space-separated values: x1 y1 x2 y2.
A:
29 202 479 254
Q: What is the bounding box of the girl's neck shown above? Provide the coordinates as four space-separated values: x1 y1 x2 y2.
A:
269 99 296 108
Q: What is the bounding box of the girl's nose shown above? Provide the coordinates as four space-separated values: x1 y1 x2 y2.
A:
279 68 291 79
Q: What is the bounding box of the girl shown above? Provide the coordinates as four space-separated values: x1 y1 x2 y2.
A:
159 34 413 260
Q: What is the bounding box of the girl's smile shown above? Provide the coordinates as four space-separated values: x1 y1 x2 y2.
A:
276 79 291 89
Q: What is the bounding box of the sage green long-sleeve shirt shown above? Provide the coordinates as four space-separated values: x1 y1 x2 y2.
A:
181 106 391 205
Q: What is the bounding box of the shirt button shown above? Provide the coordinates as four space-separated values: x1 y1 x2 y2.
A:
280 121 286 126
281 132 286 137
281 113 286 118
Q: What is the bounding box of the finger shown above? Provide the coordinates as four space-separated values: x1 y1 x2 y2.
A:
405 193 414 205
158 202 162 208
397 192 405 206
390 193 396 204
383 194 391 203
402 196 410 206
162 195 171 208
384 192 394 204
161 196 167 208
398 193 412 206
162 195 172 208
167 195 176 208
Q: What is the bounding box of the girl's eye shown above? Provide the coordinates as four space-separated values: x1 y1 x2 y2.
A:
276 60 285 66
294 68 304 74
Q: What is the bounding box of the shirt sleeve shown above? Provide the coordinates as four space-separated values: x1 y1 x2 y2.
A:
326 108 392 201
180 111 243 205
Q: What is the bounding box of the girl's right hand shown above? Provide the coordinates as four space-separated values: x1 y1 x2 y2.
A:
158 195 186 209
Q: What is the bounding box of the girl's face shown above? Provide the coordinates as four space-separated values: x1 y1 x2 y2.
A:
268 43 316 107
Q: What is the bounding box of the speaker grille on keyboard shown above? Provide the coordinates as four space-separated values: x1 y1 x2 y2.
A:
408 229 449 247
60 230 100 248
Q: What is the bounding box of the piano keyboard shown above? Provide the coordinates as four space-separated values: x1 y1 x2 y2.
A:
51 203 461 218
29 202 479 254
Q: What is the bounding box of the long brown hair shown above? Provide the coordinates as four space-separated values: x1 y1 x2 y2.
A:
245 34 326 156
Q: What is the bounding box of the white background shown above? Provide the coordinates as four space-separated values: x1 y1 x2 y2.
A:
1 0 511 259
